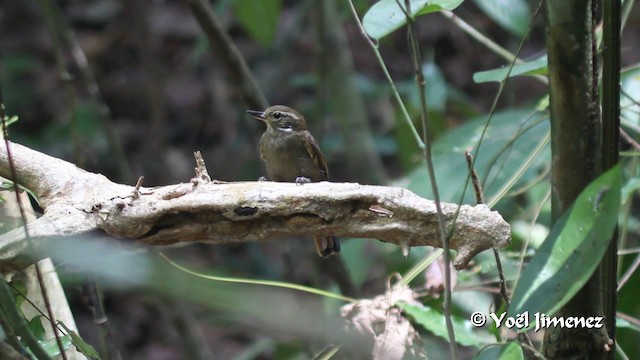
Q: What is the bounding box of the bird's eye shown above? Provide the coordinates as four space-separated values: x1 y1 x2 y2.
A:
272 112 282 120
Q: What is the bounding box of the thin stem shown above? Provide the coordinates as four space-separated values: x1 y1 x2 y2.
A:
38 0 82 168
439 10 547 85
487 130 550 208
346 0 425 150
47 0 133 181
399 0 456 357
186 0 269 111
1 86 55 360
159 252 356 303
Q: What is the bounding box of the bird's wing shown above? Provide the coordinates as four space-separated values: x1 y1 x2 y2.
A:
303 131 329 180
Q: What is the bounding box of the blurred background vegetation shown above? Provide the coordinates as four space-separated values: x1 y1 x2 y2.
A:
1 0 639 359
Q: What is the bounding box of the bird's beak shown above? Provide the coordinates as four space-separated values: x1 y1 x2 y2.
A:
247 110 266 121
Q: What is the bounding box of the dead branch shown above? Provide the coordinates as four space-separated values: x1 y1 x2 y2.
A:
0 140 510 269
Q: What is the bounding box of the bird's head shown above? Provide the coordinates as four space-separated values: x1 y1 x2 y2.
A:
248 105 308 133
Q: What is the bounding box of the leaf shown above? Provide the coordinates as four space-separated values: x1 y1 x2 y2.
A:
363 0 464 40
38 335 72 357
473 56 548 83
403 108 549 204
9 279 27 309
58 321 102 360
27 316 46 340
398 303 486 346
508 165 621 327
235 0 281 46
472 0 531 37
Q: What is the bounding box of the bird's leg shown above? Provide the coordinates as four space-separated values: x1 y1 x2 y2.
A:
295 176 312 185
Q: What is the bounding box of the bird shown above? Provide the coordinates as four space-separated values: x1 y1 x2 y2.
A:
247 105 340 258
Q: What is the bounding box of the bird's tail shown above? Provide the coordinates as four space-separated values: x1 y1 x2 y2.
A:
313 235 340 258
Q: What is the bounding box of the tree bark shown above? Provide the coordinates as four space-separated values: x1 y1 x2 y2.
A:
0 140 510 271
544 1 616 358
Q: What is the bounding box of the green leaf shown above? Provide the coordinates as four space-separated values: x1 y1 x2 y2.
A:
235 0 281 46
27 316 45 340
472 0 530 37
508 165 621 327
363 0 464 40
38 335 72 357
473 56 548 83
58 321 102 360
403 107 549 204
398 303 486 346
0 181 41 207
9 279 27 309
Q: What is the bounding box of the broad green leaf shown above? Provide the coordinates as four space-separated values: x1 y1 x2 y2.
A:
235 0 281 46
363 0 464 40
508 164 621 327
398 303 486 346
412 62 448 112
473 56 548 83
474 342 523 360
472 0 530 37
402 108 549 204
27 316 45 340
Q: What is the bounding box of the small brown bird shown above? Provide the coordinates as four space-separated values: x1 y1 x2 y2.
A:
247 105 340 258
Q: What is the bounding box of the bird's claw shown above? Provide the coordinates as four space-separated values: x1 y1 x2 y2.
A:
295 176 312 185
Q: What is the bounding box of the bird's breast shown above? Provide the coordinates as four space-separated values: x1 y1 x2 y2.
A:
260 132 323 182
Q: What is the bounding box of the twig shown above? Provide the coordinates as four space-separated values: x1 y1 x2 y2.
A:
439 10 547 85
1 80 57 359
620 126 640 151
80 278 122 360
47 0 133 181
193 151 211 183
186 0 268 110
346 0 424 150
465 151 485 204
617 252 640 292
397 0 456 356
38 0 82 170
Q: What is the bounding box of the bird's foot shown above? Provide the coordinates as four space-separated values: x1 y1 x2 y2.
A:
295 176 312 185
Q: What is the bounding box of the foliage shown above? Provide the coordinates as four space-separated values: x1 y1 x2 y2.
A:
508 165 621 323
0 0 638 358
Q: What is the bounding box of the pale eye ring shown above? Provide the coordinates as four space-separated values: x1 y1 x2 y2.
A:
272 112 282 120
